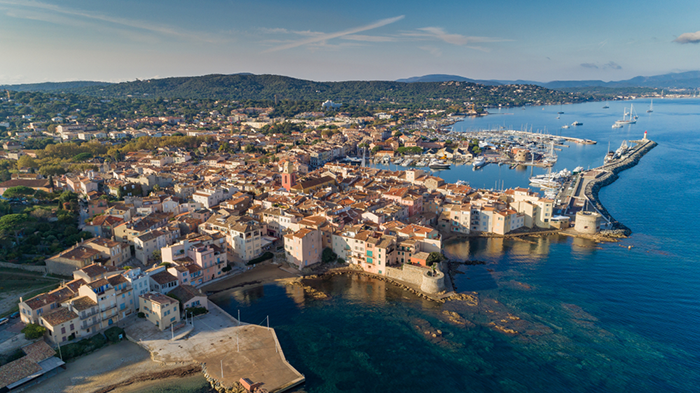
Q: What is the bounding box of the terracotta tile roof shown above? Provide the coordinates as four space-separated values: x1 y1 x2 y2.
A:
68 296 98 311
140 292 178 306
21 341 56 363
78 263 107 279
168 285 204 304
41 307 79 327
0 357 42 388
150 271 178 285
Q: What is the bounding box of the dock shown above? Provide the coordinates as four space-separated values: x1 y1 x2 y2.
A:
124 304 305 393
563 137 657 234
504 130 596 145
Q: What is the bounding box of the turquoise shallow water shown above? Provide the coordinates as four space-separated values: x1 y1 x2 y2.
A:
209 98 700 392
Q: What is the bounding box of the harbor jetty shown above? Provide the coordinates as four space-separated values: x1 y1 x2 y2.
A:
577 136 657 236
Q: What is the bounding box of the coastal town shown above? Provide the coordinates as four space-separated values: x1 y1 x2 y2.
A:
0 91 657 393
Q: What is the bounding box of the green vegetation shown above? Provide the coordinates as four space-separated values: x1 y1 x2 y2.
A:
247 251 273 265
104 326 125 342
426 252 446 267
21 323 47 339
67 74 595 108
2 186 36 199
322 247 337 264
60 333 108 361
185 306 208 316
396 146 423 155
0 192 92 262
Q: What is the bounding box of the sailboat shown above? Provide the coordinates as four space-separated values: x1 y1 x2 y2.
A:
614 104 637 126
647 99 653 113
603 102 609 109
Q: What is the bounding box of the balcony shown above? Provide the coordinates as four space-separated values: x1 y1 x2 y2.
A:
80 319 101 331
99 304 118 314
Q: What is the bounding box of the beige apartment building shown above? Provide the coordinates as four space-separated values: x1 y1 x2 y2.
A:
139 292 180 331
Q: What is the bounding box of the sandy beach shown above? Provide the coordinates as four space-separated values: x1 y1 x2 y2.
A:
22 340 198 393
202 263 299 294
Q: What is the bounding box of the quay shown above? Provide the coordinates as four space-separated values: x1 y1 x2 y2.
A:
560 136 657 235
504 129 596 145
124 304 305 393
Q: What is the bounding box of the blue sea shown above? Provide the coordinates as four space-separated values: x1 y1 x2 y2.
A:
208 98 700 393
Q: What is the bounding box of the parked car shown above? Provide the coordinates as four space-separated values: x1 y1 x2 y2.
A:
9 312 19 319
0 317 8 325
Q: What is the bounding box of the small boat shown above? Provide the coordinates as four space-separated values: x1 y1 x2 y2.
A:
472 157 486 169
647 99 653 113
572 121 583 126
612 123 623 129
562 125 570 129
603 104 609 109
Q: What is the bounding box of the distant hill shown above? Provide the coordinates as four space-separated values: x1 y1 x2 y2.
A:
61 73 585 107
395 74 501 85
397 71 700 90
0 81 110 92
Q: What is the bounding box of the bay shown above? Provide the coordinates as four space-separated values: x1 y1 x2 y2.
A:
211 98 700 392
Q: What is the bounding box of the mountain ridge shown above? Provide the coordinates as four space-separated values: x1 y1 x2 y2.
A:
397 71 700 89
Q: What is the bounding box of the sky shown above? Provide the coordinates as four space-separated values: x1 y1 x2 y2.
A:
1 0 699 84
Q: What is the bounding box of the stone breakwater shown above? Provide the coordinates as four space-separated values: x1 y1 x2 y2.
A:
585 139 658 236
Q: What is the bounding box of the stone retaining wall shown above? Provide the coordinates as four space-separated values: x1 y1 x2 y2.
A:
0 261 47 273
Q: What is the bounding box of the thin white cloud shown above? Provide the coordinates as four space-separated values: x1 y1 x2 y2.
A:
405 27 508 47
674 31 700 44
263 15 404 53
0 0 218 42
342 34 395 42
4 9 160 44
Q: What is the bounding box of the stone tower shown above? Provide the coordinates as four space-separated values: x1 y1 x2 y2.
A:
281 161 297 192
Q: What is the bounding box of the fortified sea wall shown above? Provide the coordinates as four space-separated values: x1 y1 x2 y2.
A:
386 264 446 294
584 139 657 236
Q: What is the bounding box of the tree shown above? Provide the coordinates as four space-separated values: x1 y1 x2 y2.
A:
21 323 46 339
322 247 337 264
17 155 39 169
426 252 445 266
3 186 35 198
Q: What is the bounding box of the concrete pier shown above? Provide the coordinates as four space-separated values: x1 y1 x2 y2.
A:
579 138 657 235
125 303 304 393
